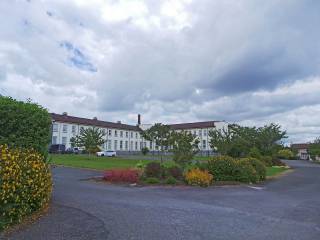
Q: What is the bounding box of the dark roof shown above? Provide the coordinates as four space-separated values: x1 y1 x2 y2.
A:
168 121 218 130
51 113 140 131
291 143 309 149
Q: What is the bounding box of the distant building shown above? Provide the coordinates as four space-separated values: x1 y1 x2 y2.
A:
291 143 310 160
51 112 228 154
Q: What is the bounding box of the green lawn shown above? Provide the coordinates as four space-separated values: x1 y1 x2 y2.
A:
266 166 288 177
50 154 150 170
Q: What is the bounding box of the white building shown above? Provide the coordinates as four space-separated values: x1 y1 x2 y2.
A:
51 112 228 154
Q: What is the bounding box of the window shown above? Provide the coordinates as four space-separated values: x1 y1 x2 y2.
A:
63 125 68 133
202 140 206 149
120 131 123 138
72 125 76 133
143 142 146 148
135 142 138 150
193 130 197 136
52 136 57 144
52 124 58 132
126 131 128 138
125 141 128 150
120 140 123 150
130 132 133 138
114 130 118 137
108 140 112 150
149 141 152 149
203 129 207 136
135 132 138 139
62 137 67 146
114 140 118 150
199 130 202 137
108 129 112 136
130 141 133 150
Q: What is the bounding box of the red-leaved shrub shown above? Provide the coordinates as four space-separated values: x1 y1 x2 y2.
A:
103 169 139 183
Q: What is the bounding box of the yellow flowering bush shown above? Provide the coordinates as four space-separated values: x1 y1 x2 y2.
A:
0 145 52 231
184 168 213 187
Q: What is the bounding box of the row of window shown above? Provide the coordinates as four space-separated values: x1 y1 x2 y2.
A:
52 136 208 150
52 124 141 139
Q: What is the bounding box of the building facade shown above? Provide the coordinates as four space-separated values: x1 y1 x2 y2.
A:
51 113 228 154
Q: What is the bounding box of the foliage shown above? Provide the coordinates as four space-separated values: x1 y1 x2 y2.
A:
277 149 294 159
145 177 160 184
144 162 162 178
0 145 52 231
207 156 237 181
71 127 106 154
239 158 266 181
260 156 273 167
103 169 140 183
184 168 213 187
233 160 258 183
271 158 286 166
170 131 199 166
165 176 177 185
209 123 287 158
135 160 146 170
141 147 149 155
0 96 52 158
142 123 172 163
308 139 320 159
165 166 183 179
248 147 262 159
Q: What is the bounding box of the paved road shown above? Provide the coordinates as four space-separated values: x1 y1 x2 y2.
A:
3 160 320 240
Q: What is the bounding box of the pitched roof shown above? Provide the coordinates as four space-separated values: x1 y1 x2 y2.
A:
291 143 309 149
51 113 140 131
168 121 218 130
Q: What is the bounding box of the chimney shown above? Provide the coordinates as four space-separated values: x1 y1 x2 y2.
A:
93 117 98 120
138 114 141 125
117 121 121 124
62 112 68 116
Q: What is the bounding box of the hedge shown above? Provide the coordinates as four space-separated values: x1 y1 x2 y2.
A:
0 145 52 231
0 96 52 158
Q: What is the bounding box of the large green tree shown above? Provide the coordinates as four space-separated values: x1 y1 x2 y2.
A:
308 137 320 159
209 123 286 157
142 123 172 163
71 127 106 155
170 131 199 166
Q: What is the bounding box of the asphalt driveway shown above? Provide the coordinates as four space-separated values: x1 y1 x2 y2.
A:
3 160 320 240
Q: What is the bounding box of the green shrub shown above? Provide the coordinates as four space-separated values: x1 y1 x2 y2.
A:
0 145 52 231
165 176 177 185
141 147 149 155
278 149 294 159
0 97 51 158
239 158 266 181
272 158 286 166
145 162 162 178
207 156 237 181
248 147 262 159
260 156 273 167
234 160 258 183
145 177 160 184
135 160 146 170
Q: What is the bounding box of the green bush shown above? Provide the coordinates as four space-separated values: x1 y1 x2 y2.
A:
238 158 266 181
145 162 162 178
248 147 262 159
165 176 177 185
141 147 149 155
278 149 294 159
145 177 160 184
234 160 258 183
207 156 237 181
0 145 52 231
0 97 51 158
260 156 273 167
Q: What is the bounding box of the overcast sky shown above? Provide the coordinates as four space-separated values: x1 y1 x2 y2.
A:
0 0 319 143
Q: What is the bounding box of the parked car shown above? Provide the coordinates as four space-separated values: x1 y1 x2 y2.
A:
96 150 117 157
49 144 66 154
